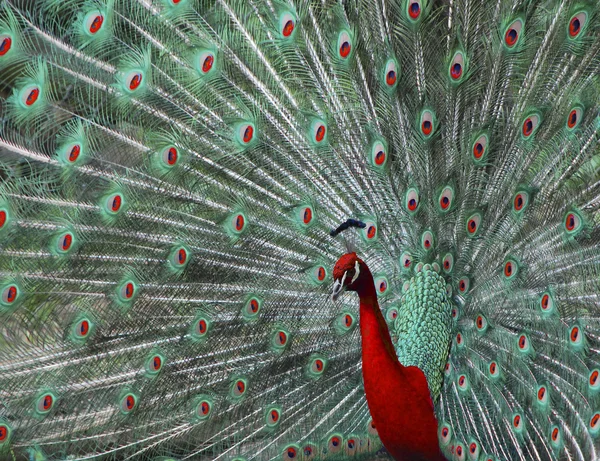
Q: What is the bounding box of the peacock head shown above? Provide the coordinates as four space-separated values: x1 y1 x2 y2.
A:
331 252 370 301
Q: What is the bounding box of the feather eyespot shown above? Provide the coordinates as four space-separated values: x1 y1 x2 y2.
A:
317 266 326 281
476 314 488 332
569 12 587 38
513 191 528 213
337 31 352 59
328 434 342 453
284 446 297 459
198 400 211 417
0 210 6 229
233 379 246 397
266 407 280 426
67 144 81 163
2 285 18 305
59 232 74 252
383 59 399 88
537 385 549 405
197 50 216 75
344 314 353 327
196 318 208 335
105 193 123 214
75 319 90 338
466 212 481 236
503 260 515 279
120 281 135 300
37 393 54 414
121 393 136 413
0 424 9 442
550 426 561 447
127 72 143 91
438 186 454 212
361 220 377 241
405 188 420 213
274 330 287 347
149 355 163 373
85 12 104 34
311 358 325 374
386 307 398 322
567 107 582 129
408 1 421 20
371 141 387 167
517 333 532 354
400 251 412 270
0 35 12 56
421 230 434 251
281 13 296 38
442 253 454 273
472 133 488 161
513 414 523 430
451 308 458 319
522 114 540 138
449 51 465 81
303 207 312 225
232 213 246 233
591 412 600 429
458 277 470 294
439 423 452 445
589 370 600 390
162 146 178 166
22 85 40 107
456 332 463 346
245 298 260 317
489 361 498 376
504 19 523 48
564 211 582 234
378 280 387 293
421 119 433 136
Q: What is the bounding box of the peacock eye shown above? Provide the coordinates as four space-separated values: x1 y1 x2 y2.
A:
312 265 327 283
196 399 212 419
0 423 10 443
20 84 40 107
522 113 541 138
371 140 387 167
420 110 435 137
161 146 178 167
517 333 531 354
564 210 582 235
537 385 548 405
245 297 261 317
384 59 399 88
400 251 413 270
310 357 325 374
475 314 488 333
362 220 377 241
120 393 137 413
503 258 518 280
512 413 524 433
280 12 296 38
439 423 452 445
405 188 420 213
488 361 500 378
283 445 298 460
119 281 135 300
296 205 313 226
569 324 585 350
84 11 104 35
124 70 143 91
468 440 480 458
195 318 208 336
310 120 327 144
449 51 465 82
421 230 434 251
406 0 422 21
66 143 81 163
504 18 523 49
106 193 123 214
1 284 19 305
568 11 587 38
266 407 281 426
438 186 454 212
232 379 246 397
374 275 388 295
466 212 481 236
472 133 488 162
0 34 13 56
513 190 529 213
442 253 454 273
567 106 583 130
57 231 74 253
589 369 600 390
74 318 91 339
590 412 600 432
549 425 561 447
274 329 288 347
37 393 55 414
147 354 163 374
337 31 352 59
231 213 246 233
458 277 470 294
328 434 343 452
236 123 255 145
197 50 216 75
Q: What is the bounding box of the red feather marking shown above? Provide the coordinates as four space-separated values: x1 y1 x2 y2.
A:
356 261 444 461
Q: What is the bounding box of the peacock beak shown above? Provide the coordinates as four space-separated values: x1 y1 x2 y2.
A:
331 271 347 302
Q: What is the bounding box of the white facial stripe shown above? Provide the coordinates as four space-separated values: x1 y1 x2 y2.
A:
351 260 360 284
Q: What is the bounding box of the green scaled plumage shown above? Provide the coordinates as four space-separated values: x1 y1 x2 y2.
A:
0 0 599 460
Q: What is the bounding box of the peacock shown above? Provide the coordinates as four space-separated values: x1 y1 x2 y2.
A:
0 0 599 459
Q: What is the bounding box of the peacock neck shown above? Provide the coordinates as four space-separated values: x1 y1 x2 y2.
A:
356 268 401 368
